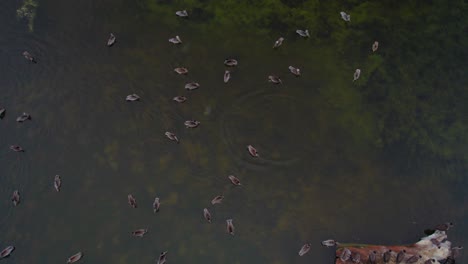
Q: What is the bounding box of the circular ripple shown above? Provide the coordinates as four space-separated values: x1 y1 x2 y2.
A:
219 87 315 170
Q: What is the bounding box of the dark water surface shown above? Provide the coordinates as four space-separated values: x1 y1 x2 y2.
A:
1 0 467 263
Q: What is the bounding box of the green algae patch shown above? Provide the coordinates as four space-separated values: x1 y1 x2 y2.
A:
142 0 468 163
17 0 38 32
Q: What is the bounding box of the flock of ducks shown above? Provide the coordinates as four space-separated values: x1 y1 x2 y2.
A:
0 6 461 264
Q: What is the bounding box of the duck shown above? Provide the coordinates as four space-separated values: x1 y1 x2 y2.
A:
175 10 188 17
169 36 182 44
107 33 116 47
296 29 310 38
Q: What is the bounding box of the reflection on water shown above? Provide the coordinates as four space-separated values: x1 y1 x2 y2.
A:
0 0 467 264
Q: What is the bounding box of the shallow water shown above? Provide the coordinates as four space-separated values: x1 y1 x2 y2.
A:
1 0 467 263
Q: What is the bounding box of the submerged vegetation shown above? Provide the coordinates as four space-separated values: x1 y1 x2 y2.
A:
16 0 38 32
142 0 468 162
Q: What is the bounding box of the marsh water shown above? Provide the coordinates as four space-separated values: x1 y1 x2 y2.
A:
1 0 467 263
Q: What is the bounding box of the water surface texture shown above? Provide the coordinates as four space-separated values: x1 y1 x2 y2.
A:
1 0 467 263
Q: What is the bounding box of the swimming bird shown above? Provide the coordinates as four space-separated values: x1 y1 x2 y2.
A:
23 51 37 63
340 11 351 22
353 69 361 81
224 59 238 67
174 67 188 75
107 33 116 47
298 243 311 256
247 145 259 157
211 195 224 205
0 108 5 119
268 75 282 84
132 228 148 237
228 175 241 186
185 82 200 90
226 219 235 235
173 96 187 103
224 70 231 83
126 94 140 101
296 29 310 37
169 36 182 44
321 239 337 247
128 194 137 208
175 10 188 17
273 37 284 48
10 145 24 152
16 112 31 122
54 175 61 192
157 251 168 264
0 246 15 259
288 66 301 76
165 132 179 143
372 41 379 52
67 252 83 263
153 197 160 213
11 190 20 206
203 208 212 223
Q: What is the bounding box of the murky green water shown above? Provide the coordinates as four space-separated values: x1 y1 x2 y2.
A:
1 0 467 263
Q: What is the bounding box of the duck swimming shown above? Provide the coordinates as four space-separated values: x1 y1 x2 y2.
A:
0 246 15 259
16 112 31 122
0 108 5 119
247 145 259 157
11 190 20 206
226 219 235 235
288 66 301 76
372 41 379 52
128 194 137 208
67 252 83 263
228 175 241 186
299 243 311 256
273 37 284 48
185 82 200 91
224 59 238 67
211 195 224 205
169 36 182 44
296 29 310 38
172 96 187 103
153 197 160 213
10 145 24 152
268 75 282 84
175 10 188 17
203 208 212 223
126 94 140 101
340 11 351 22
132 228 148 237
54 175 61 192
353 69 361 81
165 132 179 143
174 67 188 75
224 70 231 83
157 251 168 264
22 51 36 63
107 33 116 47
184 120 200 128
321 239 337 247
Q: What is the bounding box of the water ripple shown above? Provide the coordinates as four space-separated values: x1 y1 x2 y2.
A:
219 87 314 170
